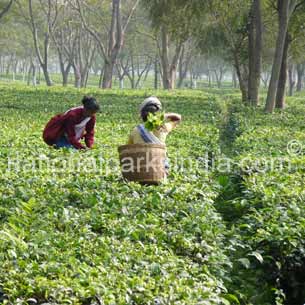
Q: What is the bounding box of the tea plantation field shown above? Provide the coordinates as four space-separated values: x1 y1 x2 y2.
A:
0 84 304 305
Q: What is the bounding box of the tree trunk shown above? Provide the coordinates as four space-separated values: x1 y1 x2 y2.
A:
234 54 248 102
81 72 87 88
60 62 71 87
22 62 27 82
62 72 69 87
28 0 53 87
62 65 71 87
140 63 151 89
73 65 81 88
32 64 37 86
98 67 104 88
159 26 183 90
154 55 158 90
102 60 114 88
169 67 177 89
178 46 184 88
265 0 292 113
130 52 136 88
58 50 71 87
288 64 295 96
27 64 32 86
42 65 52 86
232 70 237 88
248 0 262 106
275 70 287 110
77 0 139 90
178 52 192 88
214 70 220 88
296 63 304 92
119 78 124 89
38 66 41 84
275 35 290 109
160 26 171 89
130 78 135 89
39 60 52 87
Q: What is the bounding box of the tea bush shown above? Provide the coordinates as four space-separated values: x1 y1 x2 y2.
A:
220 97 305 305
0 84 304 305
0 85 230 305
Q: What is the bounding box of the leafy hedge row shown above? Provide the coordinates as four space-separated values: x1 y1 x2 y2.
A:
1 84 304 305
221 98 305 305
0 85 230 305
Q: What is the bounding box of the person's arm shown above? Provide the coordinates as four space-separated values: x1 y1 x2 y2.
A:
165 113 182 123
85 116 96 148
163 113 182 133
65 114 86 150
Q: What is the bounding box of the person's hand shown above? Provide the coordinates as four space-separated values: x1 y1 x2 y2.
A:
165 113 182 122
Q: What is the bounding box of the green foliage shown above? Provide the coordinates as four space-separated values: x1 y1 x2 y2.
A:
0 84 231 305
0 84 304 305
144 112 165 131
219 96 305 305
197 0 252 64
141 0 199 41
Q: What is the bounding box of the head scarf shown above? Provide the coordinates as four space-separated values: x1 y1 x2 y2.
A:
139 96 162 114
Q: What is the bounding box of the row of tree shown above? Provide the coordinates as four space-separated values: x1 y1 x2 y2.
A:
0 0 305 112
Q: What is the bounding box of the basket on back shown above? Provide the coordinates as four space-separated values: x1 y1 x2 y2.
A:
118 144 166 185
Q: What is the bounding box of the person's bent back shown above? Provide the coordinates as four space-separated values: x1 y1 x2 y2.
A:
43 96 100 150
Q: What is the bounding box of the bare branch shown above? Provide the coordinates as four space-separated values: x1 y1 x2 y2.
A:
0 0 14 20
72 0 108 60
122 0 140 33
28 0 44 66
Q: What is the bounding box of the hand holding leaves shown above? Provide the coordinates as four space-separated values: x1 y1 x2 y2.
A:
144 112 165 131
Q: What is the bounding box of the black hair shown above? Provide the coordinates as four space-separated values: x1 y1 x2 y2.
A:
141 104 160 122
82 96 100 112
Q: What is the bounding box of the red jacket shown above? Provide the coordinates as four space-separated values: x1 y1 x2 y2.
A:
43 107 96 149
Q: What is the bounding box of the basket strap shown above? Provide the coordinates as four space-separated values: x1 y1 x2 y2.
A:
137 124 163 145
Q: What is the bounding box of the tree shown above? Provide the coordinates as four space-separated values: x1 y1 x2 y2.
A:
73 0 140 89
248 0 262 106
177 42 195 88
289 8 305 93
143 0 196 89
264 0 303 113
273 1 305 108
115 15 156 89
275 34 291 108
158 26 183 89
17 0 59 86
207 0 252 101
0 2 38 84
49 2 73 86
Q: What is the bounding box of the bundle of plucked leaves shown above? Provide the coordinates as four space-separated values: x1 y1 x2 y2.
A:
144 112 165 131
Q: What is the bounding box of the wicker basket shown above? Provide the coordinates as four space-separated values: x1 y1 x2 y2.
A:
118 144 166 185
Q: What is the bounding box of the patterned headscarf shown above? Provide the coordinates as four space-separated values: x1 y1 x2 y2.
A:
139 96 162 114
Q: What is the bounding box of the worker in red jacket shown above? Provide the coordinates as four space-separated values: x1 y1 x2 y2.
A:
43 96 100 149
